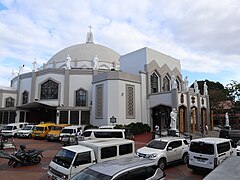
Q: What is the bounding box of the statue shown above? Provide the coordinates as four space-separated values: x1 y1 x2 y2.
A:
66 55 71 69
86 25 94 43
194 80 199 94
225 112 229 127
92 55 99 70
11 69 16 79
32 59 37 72
171 74 177 90
170 108 177 130
204 82 208 96
184 76 189 92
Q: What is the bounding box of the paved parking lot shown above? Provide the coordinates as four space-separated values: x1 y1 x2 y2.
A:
0 132 215 180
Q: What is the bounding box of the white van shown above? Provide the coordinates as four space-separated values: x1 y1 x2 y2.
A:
48 138 135 179
59 125 82 142
188 137 236 170
82 129 125 140
1 122 29 137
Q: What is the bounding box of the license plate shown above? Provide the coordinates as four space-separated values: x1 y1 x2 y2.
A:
198 159 205 162
62 137 68 141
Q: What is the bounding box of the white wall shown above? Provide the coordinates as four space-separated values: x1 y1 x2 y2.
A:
19 78 32 105
69 74 93 106
120 48 146 75
146 48 181 72
1 93 17 107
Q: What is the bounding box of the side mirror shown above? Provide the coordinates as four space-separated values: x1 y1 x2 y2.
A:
167 147 173 151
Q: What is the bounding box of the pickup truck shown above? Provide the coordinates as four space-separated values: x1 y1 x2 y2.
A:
47 138 135 180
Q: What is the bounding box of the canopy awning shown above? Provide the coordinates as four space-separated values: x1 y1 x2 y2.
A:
17 101 57 109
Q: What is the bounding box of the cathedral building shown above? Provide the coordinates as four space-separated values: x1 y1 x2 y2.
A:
0 29 210 133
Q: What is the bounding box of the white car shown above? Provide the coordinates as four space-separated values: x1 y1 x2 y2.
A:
136 137 189 169
17 125 35 138
236 140 240 156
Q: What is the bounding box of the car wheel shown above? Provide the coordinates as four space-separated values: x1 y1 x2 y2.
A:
28 134 32 138
158 158 166 170
182 153 188 164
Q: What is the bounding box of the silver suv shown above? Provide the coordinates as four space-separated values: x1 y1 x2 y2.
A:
136 137 189 169
70 156 166 180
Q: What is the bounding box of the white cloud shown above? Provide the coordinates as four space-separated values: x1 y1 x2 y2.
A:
0 0 239 87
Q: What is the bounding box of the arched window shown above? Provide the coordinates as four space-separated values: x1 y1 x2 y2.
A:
150 72 159 93
40 80 58 99
22 91 28 104
76 89 87 106
6 97 15 107
163 76 170 91
176 79 180 91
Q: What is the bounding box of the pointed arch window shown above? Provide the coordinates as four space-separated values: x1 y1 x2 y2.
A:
22 91 29 104
150 72 159 93
76 89 87 106
40 80 58 99
163 76 170 91
176 79 180 91
6 97 15 107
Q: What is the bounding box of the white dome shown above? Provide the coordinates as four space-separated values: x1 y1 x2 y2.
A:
47 43 120 66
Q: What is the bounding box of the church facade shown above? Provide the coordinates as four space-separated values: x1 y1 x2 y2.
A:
0 30 210 133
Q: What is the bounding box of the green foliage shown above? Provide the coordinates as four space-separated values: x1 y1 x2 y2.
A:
84 124 98 131
226 80 240 101
115 122 151 135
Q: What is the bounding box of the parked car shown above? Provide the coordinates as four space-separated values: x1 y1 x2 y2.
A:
17 125 35 138
188 137 236 171
236 140 240 156
59 125 82 143
46 124 71 141
48 138 135 179
82 129 126 140
70 156 166 180
0 122 29 137
136 137 189 169
32 123 55 139
219 129 240 143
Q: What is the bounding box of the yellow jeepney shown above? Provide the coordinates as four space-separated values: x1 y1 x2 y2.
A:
46 124 71 141
32 123 55 139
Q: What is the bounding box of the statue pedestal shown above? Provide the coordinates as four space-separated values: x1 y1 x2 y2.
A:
168 129 178 137
224 125 231 130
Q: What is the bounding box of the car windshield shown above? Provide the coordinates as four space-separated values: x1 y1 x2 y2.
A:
22 126 33 130
61 129 74 133
190 142 214 155
51 126 63 130
53 149 75 169
2 126 13 130
33 127 44 131
71 168 111 180
146 140 167 150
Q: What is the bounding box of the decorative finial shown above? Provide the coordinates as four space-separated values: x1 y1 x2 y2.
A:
32 58 37 72
86 25 94 43
88 25 92 32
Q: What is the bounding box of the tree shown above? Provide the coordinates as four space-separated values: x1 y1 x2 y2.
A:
225 80 240 111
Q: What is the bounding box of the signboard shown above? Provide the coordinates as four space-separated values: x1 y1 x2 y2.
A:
110 116 116 123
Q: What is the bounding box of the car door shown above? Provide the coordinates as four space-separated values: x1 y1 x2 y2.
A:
166 141 178 162
174 140 183 160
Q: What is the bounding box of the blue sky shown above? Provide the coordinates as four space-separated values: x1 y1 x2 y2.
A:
0 0 240 87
